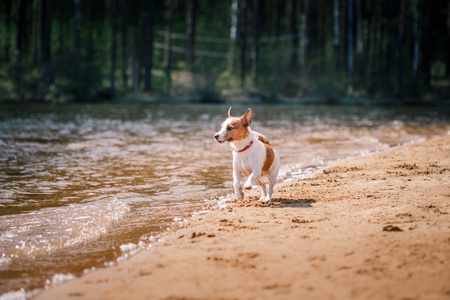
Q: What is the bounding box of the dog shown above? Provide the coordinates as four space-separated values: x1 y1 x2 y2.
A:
214 107 280 202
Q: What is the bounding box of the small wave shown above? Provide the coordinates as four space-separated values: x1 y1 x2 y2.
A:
0 254 12 266
0 289 38 300
45 273 76 287
116 241 149 264
111 235 168 267
0 273 79 300
0 196 130 261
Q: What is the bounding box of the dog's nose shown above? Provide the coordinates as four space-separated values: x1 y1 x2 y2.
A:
214 134 219 141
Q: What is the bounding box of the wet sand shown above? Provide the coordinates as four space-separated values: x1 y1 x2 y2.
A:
34 135 450 300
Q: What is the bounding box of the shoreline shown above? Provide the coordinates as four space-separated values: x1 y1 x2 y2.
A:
34 135 449 300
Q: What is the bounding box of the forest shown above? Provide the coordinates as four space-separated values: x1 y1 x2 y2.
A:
1 0 450 105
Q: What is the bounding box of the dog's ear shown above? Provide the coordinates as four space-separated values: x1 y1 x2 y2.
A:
241 108 253 126
228 106 233 118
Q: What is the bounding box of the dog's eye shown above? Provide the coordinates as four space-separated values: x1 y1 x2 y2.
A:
227 126 233 131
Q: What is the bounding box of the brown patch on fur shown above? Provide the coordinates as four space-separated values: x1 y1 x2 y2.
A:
257 135 270 145
262 143 275 172
222 117 250 141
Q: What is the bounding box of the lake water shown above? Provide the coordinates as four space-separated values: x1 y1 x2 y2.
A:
0 103 449 297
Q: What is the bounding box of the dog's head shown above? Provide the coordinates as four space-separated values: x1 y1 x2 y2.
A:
214 107 254 144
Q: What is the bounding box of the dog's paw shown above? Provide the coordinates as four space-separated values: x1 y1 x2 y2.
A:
243 179 254 190
236 190 244 201
261 196 272 203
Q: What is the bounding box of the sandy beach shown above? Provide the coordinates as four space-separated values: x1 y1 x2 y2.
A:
34 135 450 300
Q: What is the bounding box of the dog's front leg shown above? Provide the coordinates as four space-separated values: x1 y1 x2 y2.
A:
233 170 244 200
243 167 261 190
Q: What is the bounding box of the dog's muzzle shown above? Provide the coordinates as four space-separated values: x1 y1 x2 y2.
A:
214 134 224 143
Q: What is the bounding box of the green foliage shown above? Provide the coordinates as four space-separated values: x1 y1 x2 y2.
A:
216 71 240 91
403 77 427 99
0 68 14 101
54 54 104 102
311 73 348 103
0 0 448 104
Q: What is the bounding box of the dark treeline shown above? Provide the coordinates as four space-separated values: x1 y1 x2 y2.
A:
0 0 449 104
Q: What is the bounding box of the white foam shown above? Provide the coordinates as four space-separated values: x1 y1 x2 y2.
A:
119 243 138 253
0 254 12 266
0 289 27 300
0 196 130 259
0 289 38 300
45 273 76 287
200 194 233 212
115 240 152 264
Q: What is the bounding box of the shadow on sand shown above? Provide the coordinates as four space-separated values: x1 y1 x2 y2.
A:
230 198 316 208
266 198 316 208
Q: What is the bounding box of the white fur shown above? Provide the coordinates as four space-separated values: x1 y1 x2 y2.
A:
215 118 280 203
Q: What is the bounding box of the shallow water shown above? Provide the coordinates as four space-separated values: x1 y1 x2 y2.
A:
0 103 448 295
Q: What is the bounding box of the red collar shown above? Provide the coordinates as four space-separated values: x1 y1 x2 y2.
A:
233 140 254 153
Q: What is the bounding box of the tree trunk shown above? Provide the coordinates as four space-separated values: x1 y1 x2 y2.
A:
347 0 354 94
228 0 238 71
275 0 282 38
74 0 81 62
110 5 117 92
32 0 39 68
186 0 196 71
13 0 27 90
446 0 450 76
355 0 363 81
5 0 12 62
339 0 346 71
41 0 53 87
300 0 309 80
396 0 406 95
385 2 395 78
365 1 374 85
289 0 299 71
144 10 154 92
356 0 363 55
238 0 248 87
333 0 340 71
16 0 26 65
86 17 94 59
252 0 260 85
131 29 137 94
333 0 339 46
375 2 383 77
422 2 431 89
355 0 363 80
121 0 128 89
57 20 65 56
317 0 325 69
412 0 419 78
165 0 174 90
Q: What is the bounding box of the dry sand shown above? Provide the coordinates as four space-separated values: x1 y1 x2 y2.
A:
34 135 450 300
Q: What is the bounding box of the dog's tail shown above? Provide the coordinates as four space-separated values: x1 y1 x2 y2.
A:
257 134 271 145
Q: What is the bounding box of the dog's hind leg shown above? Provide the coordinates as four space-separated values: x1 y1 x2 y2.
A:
255 179 267 202
265 184 274 203
264 173 278 203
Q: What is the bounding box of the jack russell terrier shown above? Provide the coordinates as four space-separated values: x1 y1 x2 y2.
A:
214 107 280 202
